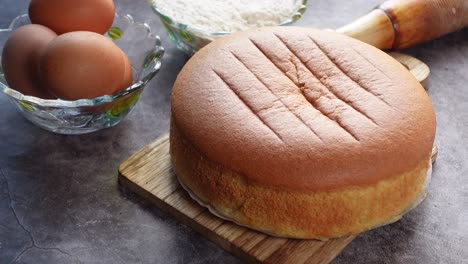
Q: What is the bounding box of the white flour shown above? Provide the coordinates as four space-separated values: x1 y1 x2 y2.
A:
154 0 300 32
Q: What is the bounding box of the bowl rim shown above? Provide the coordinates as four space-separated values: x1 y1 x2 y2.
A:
147 0 308 38
0 13 165 108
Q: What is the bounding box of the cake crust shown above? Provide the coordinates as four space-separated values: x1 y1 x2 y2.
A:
171 27 436 192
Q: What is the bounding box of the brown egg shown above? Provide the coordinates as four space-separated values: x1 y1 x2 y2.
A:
29 0 115 35
1 24 56 98
39 31 125 100
118 51 133 93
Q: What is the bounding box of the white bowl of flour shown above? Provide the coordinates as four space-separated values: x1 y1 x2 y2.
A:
148 0 307 54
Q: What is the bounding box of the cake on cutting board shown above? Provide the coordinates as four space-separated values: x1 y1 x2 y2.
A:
170 27 436 239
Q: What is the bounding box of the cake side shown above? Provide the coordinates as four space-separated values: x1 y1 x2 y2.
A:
170 119 431 239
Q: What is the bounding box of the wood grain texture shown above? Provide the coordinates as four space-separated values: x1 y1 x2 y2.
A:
119 134 357 264
389 52 430 87
118 54 434 264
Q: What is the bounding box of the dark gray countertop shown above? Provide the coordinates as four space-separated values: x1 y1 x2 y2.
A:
1 0 467 263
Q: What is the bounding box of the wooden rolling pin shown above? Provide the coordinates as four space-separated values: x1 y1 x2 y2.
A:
337 0 468 50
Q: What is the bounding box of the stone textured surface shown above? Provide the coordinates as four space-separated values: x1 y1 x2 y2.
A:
0 0 466 263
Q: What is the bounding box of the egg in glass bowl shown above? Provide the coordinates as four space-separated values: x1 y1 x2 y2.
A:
0 12 164 134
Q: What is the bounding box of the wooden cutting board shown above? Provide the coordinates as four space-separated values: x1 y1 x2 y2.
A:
118 53 434 264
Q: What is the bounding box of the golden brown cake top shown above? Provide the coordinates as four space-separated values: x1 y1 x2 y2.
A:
171 27 436 191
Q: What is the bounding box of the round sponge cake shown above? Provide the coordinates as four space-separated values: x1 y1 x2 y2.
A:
170 27 436 239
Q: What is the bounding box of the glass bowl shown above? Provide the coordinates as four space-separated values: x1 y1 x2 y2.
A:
148 0 308 55
0 13 164 134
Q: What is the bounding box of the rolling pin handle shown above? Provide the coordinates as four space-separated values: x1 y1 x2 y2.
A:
337 0 468 50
